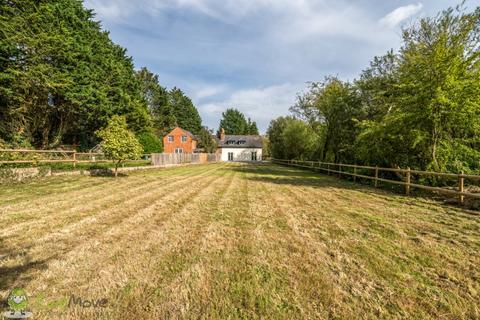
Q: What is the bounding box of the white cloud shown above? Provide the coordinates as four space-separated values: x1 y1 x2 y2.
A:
198 83 304 132
188 83 228 101
379 3 423 28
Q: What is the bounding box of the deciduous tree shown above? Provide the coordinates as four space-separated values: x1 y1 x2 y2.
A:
96 116 143 177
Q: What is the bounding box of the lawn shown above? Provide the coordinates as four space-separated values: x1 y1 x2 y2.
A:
0 163 479 319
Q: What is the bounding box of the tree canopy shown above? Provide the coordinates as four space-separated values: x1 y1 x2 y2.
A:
0 1 202 150
96 116 143 177
269 4 480 173
197 127 218 153
219 108 259 135
168 88 202 135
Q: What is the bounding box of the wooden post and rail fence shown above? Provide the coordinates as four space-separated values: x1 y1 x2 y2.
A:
272 159 480 205
0 149 150 168
0 149 220 169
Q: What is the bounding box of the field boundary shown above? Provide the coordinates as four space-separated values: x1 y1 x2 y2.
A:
0 149 151 168
0 149 222 182
272 158 480 204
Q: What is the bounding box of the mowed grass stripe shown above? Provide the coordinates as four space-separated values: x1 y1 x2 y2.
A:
245 164 323 319
0 164 221 238
144 164 269 319
1 163 479 320
267 165 480 319
0 178 106 206
1 165 227 300
0 164 219 220
0 164 225 265
109 166 239 319
28 165 236 320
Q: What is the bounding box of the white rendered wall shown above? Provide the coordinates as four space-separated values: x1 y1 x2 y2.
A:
220 148 263 162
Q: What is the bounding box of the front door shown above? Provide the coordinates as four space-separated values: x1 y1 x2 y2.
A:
228 152 234 161
251 151 257 161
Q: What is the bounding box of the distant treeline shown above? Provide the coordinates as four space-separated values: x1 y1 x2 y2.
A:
268 4 480 173
0 0 203 152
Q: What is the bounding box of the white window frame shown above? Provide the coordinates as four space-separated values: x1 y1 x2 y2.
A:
168 135 174 143
181 135 188 143
174 148 184 154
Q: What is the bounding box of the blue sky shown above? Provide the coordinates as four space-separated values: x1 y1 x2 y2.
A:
84 0 479 133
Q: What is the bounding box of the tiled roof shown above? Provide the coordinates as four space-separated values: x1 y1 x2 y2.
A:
218 135 263 148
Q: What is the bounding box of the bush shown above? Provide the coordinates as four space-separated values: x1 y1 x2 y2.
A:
137 131 163 153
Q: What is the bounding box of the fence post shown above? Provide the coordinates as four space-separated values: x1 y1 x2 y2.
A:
459 171 465 205
73 152 77 169
327 163 330 175
374 166 379 188
353 166 357 183
405 167 411 195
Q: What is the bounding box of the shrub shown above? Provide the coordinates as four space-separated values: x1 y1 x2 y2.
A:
137 131 163 153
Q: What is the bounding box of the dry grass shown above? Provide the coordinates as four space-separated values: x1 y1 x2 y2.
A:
0 163 479 319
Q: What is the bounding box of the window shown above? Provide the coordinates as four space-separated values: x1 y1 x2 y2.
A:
168 135 174 142
181 135 187 143
228 152 234 161
251 151 257 161
174 148 184 154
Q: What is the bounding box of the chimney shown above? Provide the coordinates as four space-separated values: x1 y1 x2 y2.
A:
220 128 225 141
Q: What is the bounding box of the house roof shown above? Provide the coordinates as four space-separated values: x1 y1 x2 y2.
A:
183 129 198 140
218 135 263 149
166 127 198 141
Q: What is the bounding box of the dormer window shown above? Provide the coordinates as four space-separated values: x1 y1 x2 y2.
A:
181 135 187 143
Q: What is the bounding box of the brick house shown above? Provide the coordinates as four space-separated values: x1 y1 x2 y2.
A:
163 127 198 154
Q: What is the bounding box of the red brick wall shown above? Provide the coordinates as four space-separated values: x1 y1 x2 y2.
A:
163 127 197 153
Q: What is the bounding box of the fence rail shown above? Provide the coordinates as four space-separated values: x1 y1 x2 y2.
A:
0 149 151 168
0 149 219 169
271 159 480 204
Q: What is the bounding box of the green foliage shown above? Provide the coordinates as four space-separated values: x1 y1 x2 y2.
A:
96 116 143 176
137 131 163 153
247 118 259 135
291 77 362 163
168 88 202 135
197 127 217 153
354 5 480 172
0 0 153 149
262 137 271 158
267 117 291 159
267 117 318 160
135 68 175 137
0 2 199 151
219 108 258 135
274 4 480 173
281 119 319 160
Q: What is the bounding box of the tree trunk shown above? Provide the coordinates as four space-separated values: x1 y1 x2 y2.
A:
114 163 118 178
41 122 51 149
321 130 330 162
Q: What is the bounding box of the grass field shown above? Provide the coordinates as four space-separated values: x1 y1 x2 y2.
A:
0 163 479 319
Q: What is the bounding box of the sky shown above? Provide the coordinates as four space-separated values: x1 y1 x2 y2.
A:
83 0 479 133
